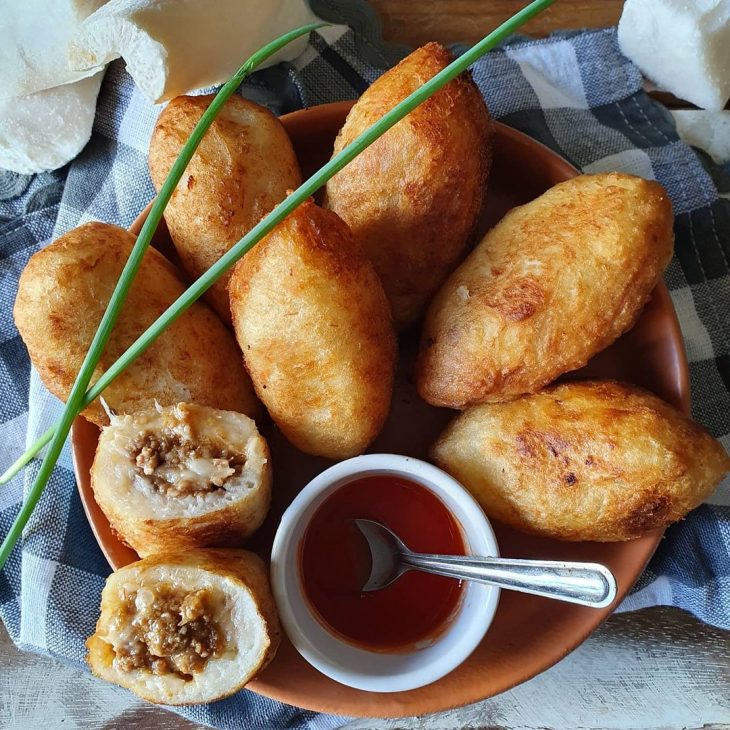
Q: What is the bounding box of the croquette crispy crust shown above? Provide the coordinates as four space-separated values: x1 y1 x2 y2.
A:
431 380 730 542
149 94 301 323
13 222 258 425
416 173 675 408
229 200 396 459
325 42 492 330
86 549 280 705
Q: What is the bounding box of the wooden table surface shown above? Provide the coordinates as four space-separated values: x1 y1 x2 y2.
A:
2 607 729 729
370 0 623 45
2 2 729 729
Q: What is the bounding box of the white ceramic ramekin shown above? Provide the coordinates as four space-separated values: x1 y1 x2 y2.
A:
270 454 500 693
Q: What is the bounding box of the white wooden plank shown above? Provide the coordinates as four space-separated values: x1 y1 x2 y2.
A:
2 607 728 729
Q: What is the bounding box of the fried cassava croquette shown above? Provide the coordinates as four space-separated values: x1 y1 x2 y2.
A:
13 222 258 425
87 549 280 704
91 403 271 557
149 94 301 323
432 380 730 542
325 42 492 330
229 200 396 459
417 173 674 408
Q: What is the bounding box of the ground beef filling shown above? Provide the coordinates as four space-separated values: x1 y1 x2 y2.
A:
130 432 246 497
112 587 223 680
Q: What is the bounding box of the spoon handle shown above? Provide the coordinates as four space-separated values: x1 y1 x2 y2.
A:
401 553 617 608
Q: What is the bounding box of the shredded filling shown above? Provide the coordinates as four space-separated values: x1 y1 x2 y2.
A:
130 432 246 496
112 586 223 680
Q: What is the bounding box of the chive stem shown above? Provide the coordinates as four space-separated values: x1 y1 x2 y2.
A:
0 24 325 488
0 22 326 567
0 0 554 569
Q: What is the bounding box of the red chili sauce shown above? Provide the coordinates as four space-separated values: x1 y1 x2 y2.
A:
299 475 465 651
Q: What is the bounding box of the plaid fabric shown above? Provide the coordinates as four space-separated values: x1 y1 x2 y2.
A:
1 6 729 728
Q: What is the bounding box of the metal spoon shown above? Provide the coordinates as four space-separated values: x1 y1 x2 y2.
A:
355 519 617 608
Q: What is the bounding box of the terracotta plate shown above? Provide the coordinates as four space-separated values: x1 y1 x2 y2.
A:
72 101 690 718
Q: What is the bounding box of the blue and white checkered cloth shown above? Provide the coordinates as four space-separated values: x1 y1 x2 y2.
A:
1 4 729 728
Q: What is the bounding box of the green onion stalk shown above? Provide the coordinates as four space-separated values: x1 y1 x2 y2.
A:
0 22 325 566
0 0 554 570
